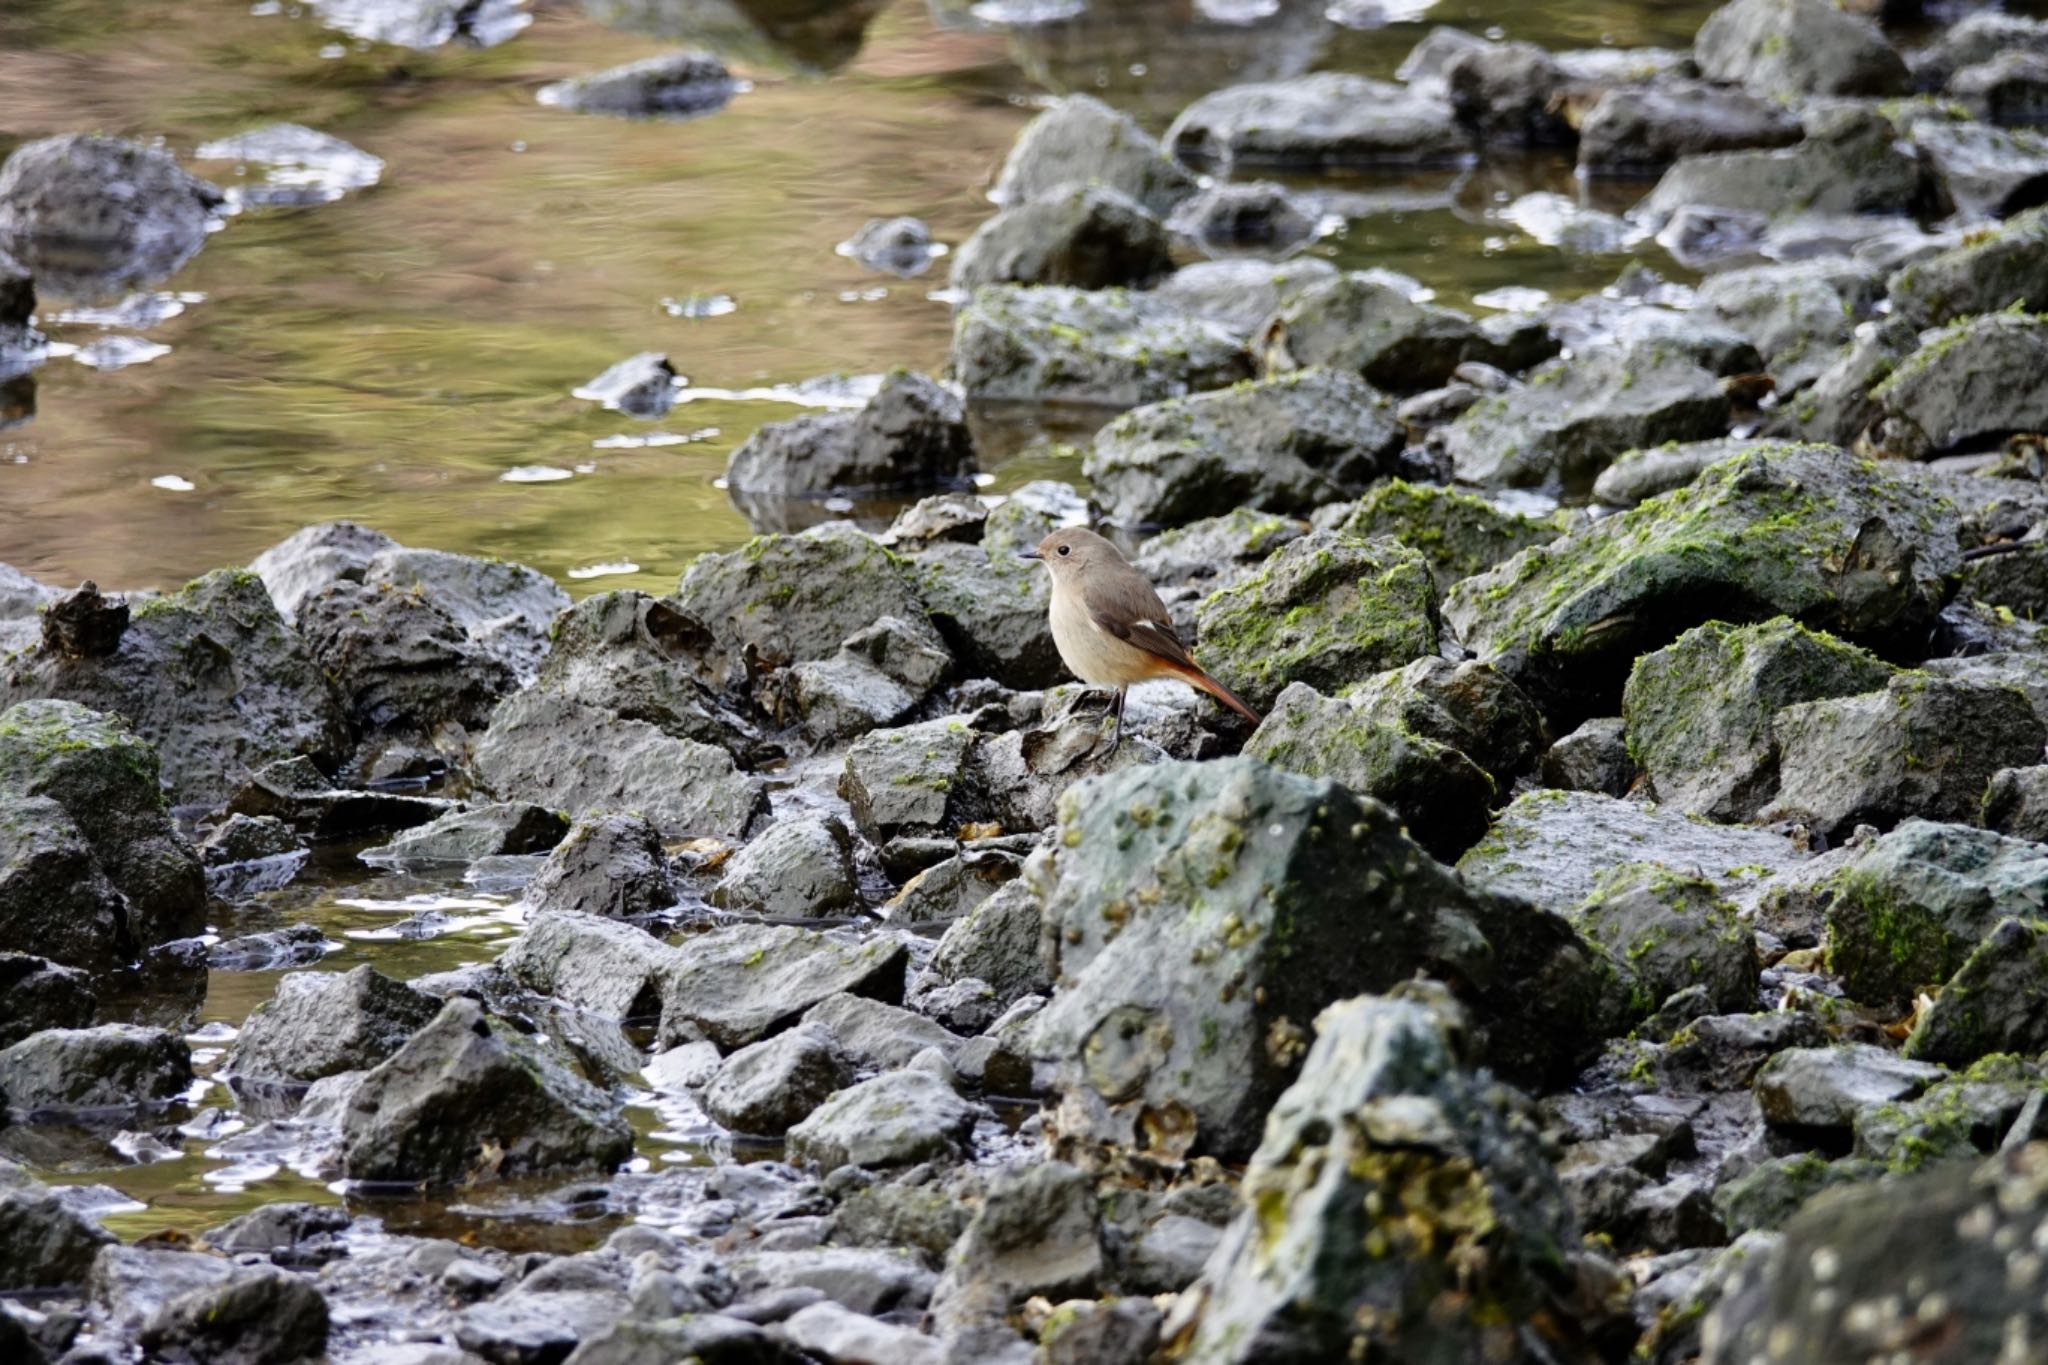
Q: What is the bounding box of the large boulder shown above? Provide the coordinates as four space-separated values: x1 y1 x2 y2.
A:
226 964 439 1085
1443 445 1959 723
1576 79 1803 176
340 997 634 1184
1166 73 1473 168
1165 993 1616 1363
294 578 515 739
0 699 204 950
780 615 953 742
0 569 349 805
657 922 908 1050
1028 759 1616 1160
1693 0 1910 99
0 134 224 298
1194 532 1438 714
1623 618 1898 821
0 795 132 973
951 286 1251 407
1084 369 1403 528
0 1023 191 1111
1868 311 2048 460
991 94 1197 218
1638 105 1938 226
950 186 1172 293
725 371 974 499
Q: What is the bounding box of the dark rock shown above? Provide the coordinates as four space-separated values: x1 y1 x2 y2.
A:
1694 0 1909 99
340 996 634 1184
524 814 676 922
1541 717 1635 796
1985 765 2048 841
456 1286 632 1365
713 816 857 918
574 351 678 419
514 589 741 753
728 1244 934 1316
1166 73 1472 168
1576 79 1803 176
1147 257 1338 339
1165 992 1617 1362
1323 479 1562 592
1084 369 1403 528
725 371 974 498
0 568 349 806
1624 618 1897 821
0 794 138 973
1444 445 1960 723
1905 918 2048 1065
499 910 681 1021
1852 1060 2044 1171
1953 49 2048 128
206 922 328 971
877 492 987 548
704 1025 851 1137
362 802 568 866
842 216 939 278
226 964 439 1085
1445 39 1567 146
950 186 1171 293
0 953 92 1047
1573 864 1758 1018
1260 272 1527 393
359 546 567 685
1655 1010 1830 1091
1042 1298 1160 1365
1639 105 1939 226
537 50 737 118
1755 1042 1943 1131
991 94 1197 219
227 756 455 842
1132 508 1306 600
905 543 1062 689
785 1068 983 1173
1766 673 2046 838
138 1264 329 1365
1713 1153 1882 1235
1165 180 1318 254
877 846 1021 926
1868 311 2048 460
0 1024 190 1112
928 881 1049 1009
658 923 908 1050
0 1186 114 1288
1766 315 1919 447
201 812 301 866
1591 436 1769 507
295 578 515 737
780 615 952 744
0 134 223 299
930 1161 1101 1330
202 1201 352 1268
950 285 1250 407
37 582 126 660
1194 531 1437 714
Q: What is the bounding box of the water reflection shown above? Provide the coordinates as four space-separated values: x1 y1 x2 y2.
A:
584 0 893 73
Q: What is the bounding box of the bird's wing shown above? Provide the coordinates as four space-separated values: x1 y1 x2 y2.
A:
1084 570 1197 671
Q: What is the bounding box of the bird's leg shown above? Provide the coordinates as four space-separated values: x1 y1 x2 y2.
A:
1072 687 1115 717
1109 687 1127 753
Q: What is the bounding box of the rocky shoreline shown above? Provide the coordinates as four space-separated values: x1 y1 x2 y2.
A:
7 0 2048 1362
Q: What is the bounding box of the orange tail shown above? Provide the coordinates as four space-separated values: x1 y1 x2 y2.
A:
1163 659 1262 727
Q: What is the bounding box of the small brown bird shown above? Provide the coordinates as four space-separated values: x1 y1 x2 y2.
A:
1019 527 1262 748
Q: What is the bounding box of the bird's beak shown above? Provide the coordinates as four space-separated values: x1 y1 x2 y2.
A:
1016 548 1042 561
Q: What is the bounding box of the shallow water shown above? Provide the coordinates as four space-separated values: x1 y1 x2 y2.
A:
0 0 1748 604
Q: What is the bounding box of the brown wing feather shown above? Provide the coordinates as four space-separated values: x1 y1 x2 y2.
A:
1083 565 1262 725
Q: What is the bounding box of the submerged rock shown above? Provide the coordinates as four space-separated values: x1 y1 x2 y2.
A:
1167 73 1472 168
306 0 529 50
227 964 439 1085
340 997 633 1185
1084 369 1403 527
950 185 1172 293
1165 180 1319 255
725 370 974 498
0 134 224 299
951 285 1251 407
537 50 738 118
992 94 1197 218
574 350 678 419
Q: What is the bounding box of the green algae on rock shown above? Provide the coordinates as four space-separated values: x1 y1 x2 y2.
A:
1322 479 1565 592
1572 863 1758 1019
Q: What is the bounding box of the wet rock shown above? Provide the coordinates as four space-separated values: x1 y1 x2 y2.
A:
1904 918 2048 1064
805 994 963 1070
1695 0 1909 99
704 1024 851 1137
951 185 1171 293
201 811 301 866
1259 272 1524 392
969 698 1179 836
296 579 515 738
227 756 455 842
1906 117 2048 219
1444 39 1567 147
1444 445 1959 723
248 521 399 624
1821 820 2048 1005
728 1244 932 1316
1591 436 1767 507
1165 180 1318 254
878 846 1021 926
1755 1042 1943 1133
0 698 205 949
0 795 136 973
1084 369 1403 528
1574 864 1758 1017
202 1202 352 1269
474 691 765 838
1953 49 2048 128
776 1302 939 1365
0 134 223 299
1442 338 1730 491
0 568 349 806
1868 311 2048 460
1323 479 1563 592
1910 12 2048 92
842 216 940 278
573 351 678 419
0 1186 114 1288
1713 1152 1882 1235
878 493 986 548
928 881 1049 1009
1696 259 1879 396
38 581 126 660
89 1243 240 1335
1147 257 1338 338
905 544 1061 690
1853 1060 2044 1171
499 910 680 1021
138 1263 329 1365
362 802 568 866
785 1067 982 1173
226 964 439 1085
1541 717 1634 796
523 813 676 922
1194 531 1437 713
931 1161 1101 1330
1459 789 1804 917
951 285 1250 407
1766 673 2046 838
341 996 633 1184
659 923 908 1050
0 1024 190 1112
1624 618 1897 822
1700 1146 2048 1360
537 50 737 118
193 122 383 209
565 1315 792 1364
456 1285 632 1365
521 589 741 752
726 371 974 499
1166 993 1614 1363
1167 73 1471 168
1576 79 1803 176
839 716 978 842
783 617 953 743
1638 105 1938 227
713 815 857 919
1985 765 2048 841
0 953 92 1047
1131 508 1305 601
1031 760 1614 1160
360 546 567 685
992 94 1197 219
1767 316 1918 448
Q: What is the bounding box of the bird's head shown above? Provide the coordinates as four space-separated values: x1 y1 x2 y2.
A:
1019 526 1124 578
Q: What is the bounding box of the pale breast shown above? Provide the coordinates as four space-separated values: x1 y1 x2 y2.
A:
1047 580 1157 687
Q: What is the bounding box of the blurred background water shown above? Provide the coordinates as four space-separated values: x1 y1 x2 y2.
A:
0 0 1753 599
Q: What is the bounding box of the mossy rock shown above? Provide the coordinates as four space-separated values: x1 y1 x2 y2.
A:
1903 918 2048 1066
1712 1153 1884 1236
1326 479 1564 592
1571 862 1759 1020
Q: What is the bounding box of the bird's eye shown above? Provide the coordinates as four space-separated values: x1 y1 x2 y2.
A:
1057 545 1070 556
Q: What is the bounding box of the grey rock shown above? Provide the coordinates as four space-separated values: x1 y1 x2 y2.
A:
306 0 527 50
516 589 740 754
1985 765 2048 842
208 923 326 971
1639 105 1938 226
1851 1061 2044 1171
361 545 567 685
0 134 223 299
726 371 974 498
928 881 1049 1008
1868 311 2048 460
839 716 978 842
1653 1010 1829 1091
1259 272 1521 392
1591 436 1769 507
843 215 939 278
249 521 399 625
804 993 964 1070
1541 717 1635 796
226 756 454 842
456 1287 632 1365
1147 257 1338 339
1084 369 1403 527
537 50 737 118
714 816 858 918
905 543 1062 689
1132 507 1307 597
201 812 302 865
0 1024 191 1111
1910 12 2048 91
1904 918 2048 1065
1577 78 1803 176
1766 316 1918 447
1907 117 2048 219
574 351 677 418
1166 180 1317 254
1574 864 1758 1018
951 285 1250 407
1755 1042 1944 1131
1713 1153 1883 1236
1444 39 1567 146
226 964 439 1085
659 923 907 1050
1694 0 1909 99
362 803 568 866
499 910 681 1021
704 1025 851 1137
1167 72 1472 168
0 795 132 974
1696 259 1880 395
0 1186 114 1288
202 1201 353 1268
88 1244 238 1334
524 813 675 921
991 94 1197 219
951 185 1171 293
728 1244 934 1316
785 1068 983 1174
138 1263 329 1365
776 1301 940 1365
296 578 514 738
1043 1297 1162 1365
340 997 634 1184
877 847 1020 925
877 492 987 547
1953 49 2048 128
931 1161 1101 1331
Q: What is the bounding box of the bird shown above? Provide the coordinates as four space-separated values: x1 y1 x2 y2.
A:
1018 527 1261 749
